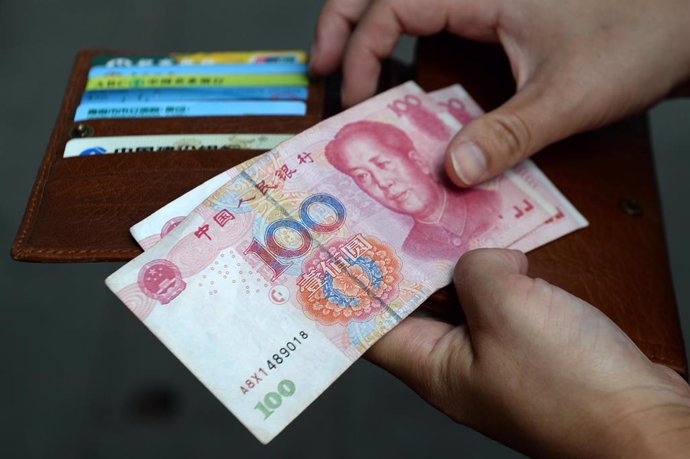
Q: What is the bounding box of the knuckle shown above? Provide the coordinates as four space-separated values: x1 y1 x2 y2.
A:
526 277 556 303
454 249 483 278
503 272 535 298
321 0 357 23
482 111 533 163
455 248 500 275
320 0 340 17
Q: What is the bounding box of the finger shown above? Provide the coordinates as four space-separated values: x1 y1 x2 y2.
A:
444 75 589 186
453 248 529 330
310 0 372 75
341 0 502 106
340 0 447 106
365 315 466 396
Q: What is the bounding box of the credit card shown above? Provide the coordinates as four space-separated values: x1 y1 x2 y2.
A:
92 51 307 67
64 134 293 157
81 87 309 104
88 62 308 79
74 100 306 121
86 73 308 90
174 50 307 64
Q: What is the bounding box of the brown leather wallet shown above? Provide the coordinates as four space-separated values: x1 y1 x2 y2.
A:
11 49 325 262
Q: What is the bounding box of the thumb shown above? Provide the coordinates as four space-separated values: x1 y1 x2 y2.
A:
365 315 459 396
444 80 581 187
366 249 529 407
453 248 529 330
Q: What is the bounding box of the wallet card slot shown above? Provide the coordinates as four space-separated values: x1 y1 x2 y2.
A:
63 114 320 139
51 148 264 178
13 49 326 262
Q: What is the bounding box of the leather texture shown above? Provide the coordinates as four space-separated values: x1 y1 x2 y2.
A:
11 49 325 262
418 34 688 377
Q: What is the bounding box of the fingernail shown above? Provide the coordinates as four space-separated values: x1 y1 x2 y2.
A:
451 142 487 185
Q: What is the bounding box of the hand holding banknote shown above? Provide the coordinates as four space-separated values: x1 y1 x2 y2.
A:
108 82 561 443
311 0 690 186
368 249 690 458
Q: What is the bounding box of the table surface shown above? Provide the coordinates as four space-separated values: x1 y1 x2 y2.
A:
415 33 688 377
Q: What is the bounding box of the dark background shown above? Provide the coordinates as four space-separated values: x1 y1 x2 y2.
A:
1 1 688 458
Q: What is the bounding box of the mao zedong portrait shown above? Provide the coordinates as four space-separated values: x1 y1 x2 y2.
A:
325 120 500 260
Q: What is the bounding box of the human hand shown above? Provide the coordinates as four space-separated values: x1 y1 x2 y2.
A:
366 249 690 458
310 0 690 187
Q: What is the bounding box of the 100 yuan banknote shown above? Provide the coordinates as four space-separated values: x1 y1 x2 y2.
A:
127 85 478 250
106 82 555 443
428 85 588 250
130 84 581 252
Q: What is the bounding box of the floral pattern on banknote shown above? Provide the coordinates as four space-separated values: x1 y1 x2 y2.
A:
296 235 402 326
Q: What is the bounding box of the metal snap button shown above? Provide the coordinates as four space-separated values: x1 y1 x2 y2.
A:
69 123 94 138
619 197 643 217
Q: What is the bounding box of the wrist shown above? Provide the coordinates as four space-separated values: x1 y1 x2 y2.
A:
617 403 690 458
601 373 690 458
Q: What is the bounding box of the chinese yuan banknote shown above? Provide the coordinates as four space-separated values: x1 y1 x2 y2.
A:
130 84 585 253
130 85 483 250
132 168 250 250
428 84 588 250
106 82 556 443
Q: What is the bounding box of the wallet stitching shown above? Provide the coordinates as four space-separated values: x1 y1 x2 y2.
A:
14 128 59 250
52 167 243 178
15 247 138 255
14 52 87 253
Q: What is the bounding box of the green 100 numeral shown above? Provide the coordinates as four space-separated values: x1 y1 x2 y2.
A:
254 379 296 419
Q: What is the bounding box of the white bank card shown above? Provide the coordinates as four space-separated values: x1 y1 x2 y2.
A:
63 134 293 157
